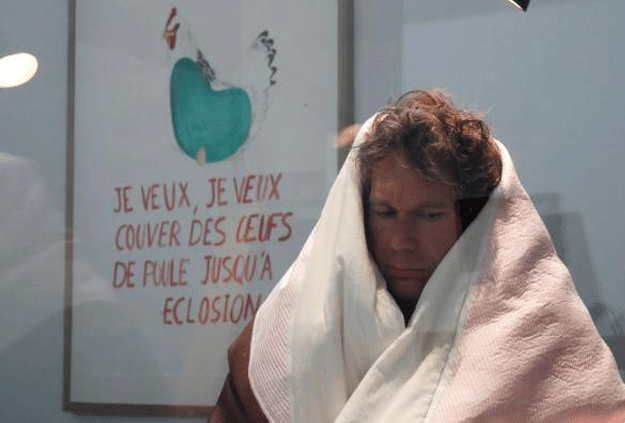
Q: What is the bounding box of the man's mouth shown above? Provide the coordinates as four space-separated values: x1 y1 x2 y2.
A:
385 266 429 278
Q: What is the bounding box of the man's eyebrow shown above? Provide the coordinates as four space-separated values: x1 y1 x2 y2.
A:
416 201 451 208
369 198 451 209
369 199 390 206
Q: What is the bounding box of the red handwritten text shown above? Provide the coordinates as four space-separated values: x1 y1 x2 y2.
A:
206 177 228 208
142 258 190 287
200 252 273 285
140 181 191 211
188 217 227 247
112 260 137 288
235 211 292 243
233 173 282 204
162 293 263 325
113 186 134 213
114 220 181 251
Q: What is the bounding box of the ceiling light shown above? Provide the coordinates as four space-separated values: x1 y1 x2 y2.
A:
508 0 530 12
0 31 38 88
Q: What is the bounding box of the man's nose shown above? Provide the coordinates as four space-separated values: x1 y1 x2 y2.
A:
389 218 418 251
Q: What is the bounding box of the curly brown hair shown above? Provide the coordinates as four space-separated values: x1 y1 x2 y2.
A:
356 90 502 230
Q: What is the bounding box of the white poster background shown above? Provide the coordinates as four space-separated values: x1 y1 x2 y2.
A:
71 0 338 406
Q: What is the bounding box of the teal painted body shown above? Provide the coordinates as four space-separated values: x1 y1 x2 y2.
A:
170 58 252 163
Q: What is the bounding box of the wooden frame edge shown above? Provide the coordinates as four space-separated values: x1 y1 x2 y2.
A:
338 0 355 170
62 0 76 412
65 402 213 418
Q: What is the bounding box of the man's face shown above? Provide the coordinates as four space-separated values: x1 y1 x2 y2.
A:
367 154 461 301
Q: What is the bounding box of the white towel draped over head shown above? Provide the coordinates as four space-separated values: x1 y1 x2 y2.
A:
248 116 625 423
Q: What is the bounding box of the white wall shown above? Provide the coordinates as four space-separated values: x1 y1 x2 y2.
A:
355 0 625 369
400 0 625 313
1 0 623 421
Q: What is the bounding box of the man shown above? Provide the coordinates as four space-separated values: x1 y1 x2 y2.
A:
358 90 501 324
209 90 625 422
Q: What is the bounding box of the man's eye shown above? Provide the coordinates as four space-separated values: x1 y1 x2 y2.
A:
372 208 395 219
421 212 444 221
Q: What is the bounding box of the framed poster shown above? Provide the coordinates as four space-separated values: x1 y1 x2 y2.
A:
64 0 353 416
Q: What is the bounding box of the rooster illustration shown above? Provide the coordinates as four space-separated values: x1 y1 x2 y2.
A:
162 7 277 165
